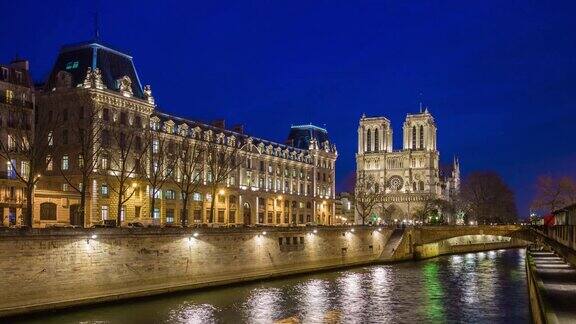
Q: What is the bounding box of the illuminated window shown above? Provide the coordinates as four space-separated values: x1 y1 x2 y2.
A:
62 155 69 170
65 61 79 70
46 155 53 171
101 184 109 196
101 205 109 220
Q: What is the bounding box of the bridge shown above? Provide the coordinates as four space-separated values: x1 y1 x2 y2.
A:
416 224 534 245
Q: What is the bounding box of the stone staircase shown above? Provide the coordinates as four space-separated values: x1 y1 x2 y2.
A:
380 228 405 260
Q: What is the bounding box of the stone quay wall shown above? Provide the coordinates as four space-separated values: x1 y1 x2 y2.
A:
0 226 393 317
0 225 530 317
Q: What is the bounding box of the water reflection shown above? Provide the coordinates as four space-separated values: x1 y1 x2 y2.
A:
167 303 218 324
15 249 529 324
295 279 331 323
242 288 284 323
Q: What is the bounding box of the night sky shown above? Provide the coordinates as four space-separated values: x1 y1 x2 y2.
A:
2 1 575 217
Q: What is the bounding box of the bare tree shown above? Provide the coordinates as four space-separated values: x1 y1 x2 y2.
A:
460 171 518 224
173 136 204 226
413 194 442 223
204 132 245 223
57 108 104 227
531 175 576 213
0 108 59 227
107 124 149 226
144 133 178 222
353 168 380 225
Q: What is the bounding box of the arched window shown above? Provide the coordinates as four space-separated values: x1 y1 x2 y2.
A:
419 125 424 149
412 182 417 191
412 126 417 149
374 183 380 193
366 129 371 152
374 129 379 152
40 202 57 220
419 181 425 191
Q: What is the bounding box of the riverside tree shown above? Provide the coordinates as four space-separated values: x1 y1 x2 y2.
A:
531 175 576 213
0 108 59 227
460 171 518 224
56 108 104 227
173 135 204 227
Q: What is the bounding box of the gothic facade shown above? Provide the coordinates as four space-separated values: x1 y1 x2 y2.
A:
356 109 460 223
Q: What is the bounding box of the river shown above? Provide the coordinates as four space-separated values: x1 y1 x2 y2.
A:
16 249 529 324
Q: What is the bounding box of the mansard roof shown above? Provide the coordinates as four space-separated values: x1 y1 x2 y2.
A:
45 41 144 98
153 111 317 162
287 124 330 150
0 61 34 89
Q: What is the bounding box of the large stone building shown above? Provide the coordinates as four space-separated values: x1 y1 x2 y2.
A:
356 109 460 223
30 40 337 228
0 59 35 226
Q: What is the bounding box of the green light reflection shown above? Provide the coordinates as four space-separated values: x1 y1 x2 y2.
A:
423 261 446 323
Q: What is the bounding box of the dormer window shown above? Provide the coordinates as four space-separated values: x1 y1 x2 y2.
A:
15 71 22 84
65 61 79 70
1 67 8 80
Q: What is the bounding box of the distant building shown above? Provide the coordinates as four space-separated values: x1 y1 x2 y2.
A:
33 40 338 227
0 59 35 226
356 109 460 222
335 191 354 224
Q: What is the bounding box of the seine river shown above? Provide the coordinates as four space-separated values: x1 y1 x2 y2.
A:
18 249 529 324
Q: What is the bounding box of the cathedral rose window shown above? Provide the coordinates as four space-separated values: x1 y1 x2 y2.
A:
388 176 404 191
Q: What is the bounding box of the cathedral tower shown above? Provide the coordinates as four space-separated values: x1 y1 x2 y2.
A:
402 108 437 151
357 115 393 154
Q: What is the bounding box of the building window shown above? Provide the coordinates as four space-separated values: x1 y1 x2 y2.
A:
419 125 424 149
218 209 225 223
62 183 68 192
218 194 225 203
103 108 109 121
1 67 7 80
193 192 202 201
412 126 417 149
229 195 237 204
228 210 236 223
153 208 160 219
419 181 425 191
366 129 371 152
152 139 159 153
21 161 29 179
120 112 127 125
374 130 379 152
46 156 53 171
62 129 68 145
61 155 69 170
101 205 109 220
78 154 84 168
135 206 141 218
165 189 176 200
101 156 108 170
101 184 109 196
166 209 175 224
48 131 53 146
40 202 57 220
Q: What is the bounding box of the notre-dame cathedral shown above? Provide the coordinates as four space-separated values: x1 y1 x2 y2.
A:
356 108 460 223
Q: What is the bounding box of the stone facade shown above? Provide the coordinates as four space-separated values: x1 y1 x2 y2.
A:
356 109 460 222
0 60 35 226
32 41 337 228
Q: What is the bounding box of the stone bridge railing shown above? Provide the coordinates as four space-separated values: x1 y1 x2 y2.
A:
416 225 531 245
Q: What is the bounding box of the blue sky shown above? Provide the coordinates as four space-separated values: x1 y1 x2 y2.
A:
2 1 575 216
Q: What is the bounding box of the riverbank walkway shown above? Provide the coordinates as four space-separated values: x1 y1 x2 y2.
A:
527 248 576 323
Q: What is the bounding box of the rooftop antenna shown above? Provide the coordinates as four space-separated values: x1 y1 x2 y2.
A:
418 91 423 113
93 12 101 41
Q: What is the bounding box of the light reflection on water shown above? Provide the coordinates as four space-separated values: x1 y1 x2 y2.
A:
16 249 529 324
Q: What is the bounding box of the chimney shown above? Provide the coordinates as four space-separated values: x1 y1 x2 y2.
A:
232 124 244 134
10 59 29 71
212 119 226 129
